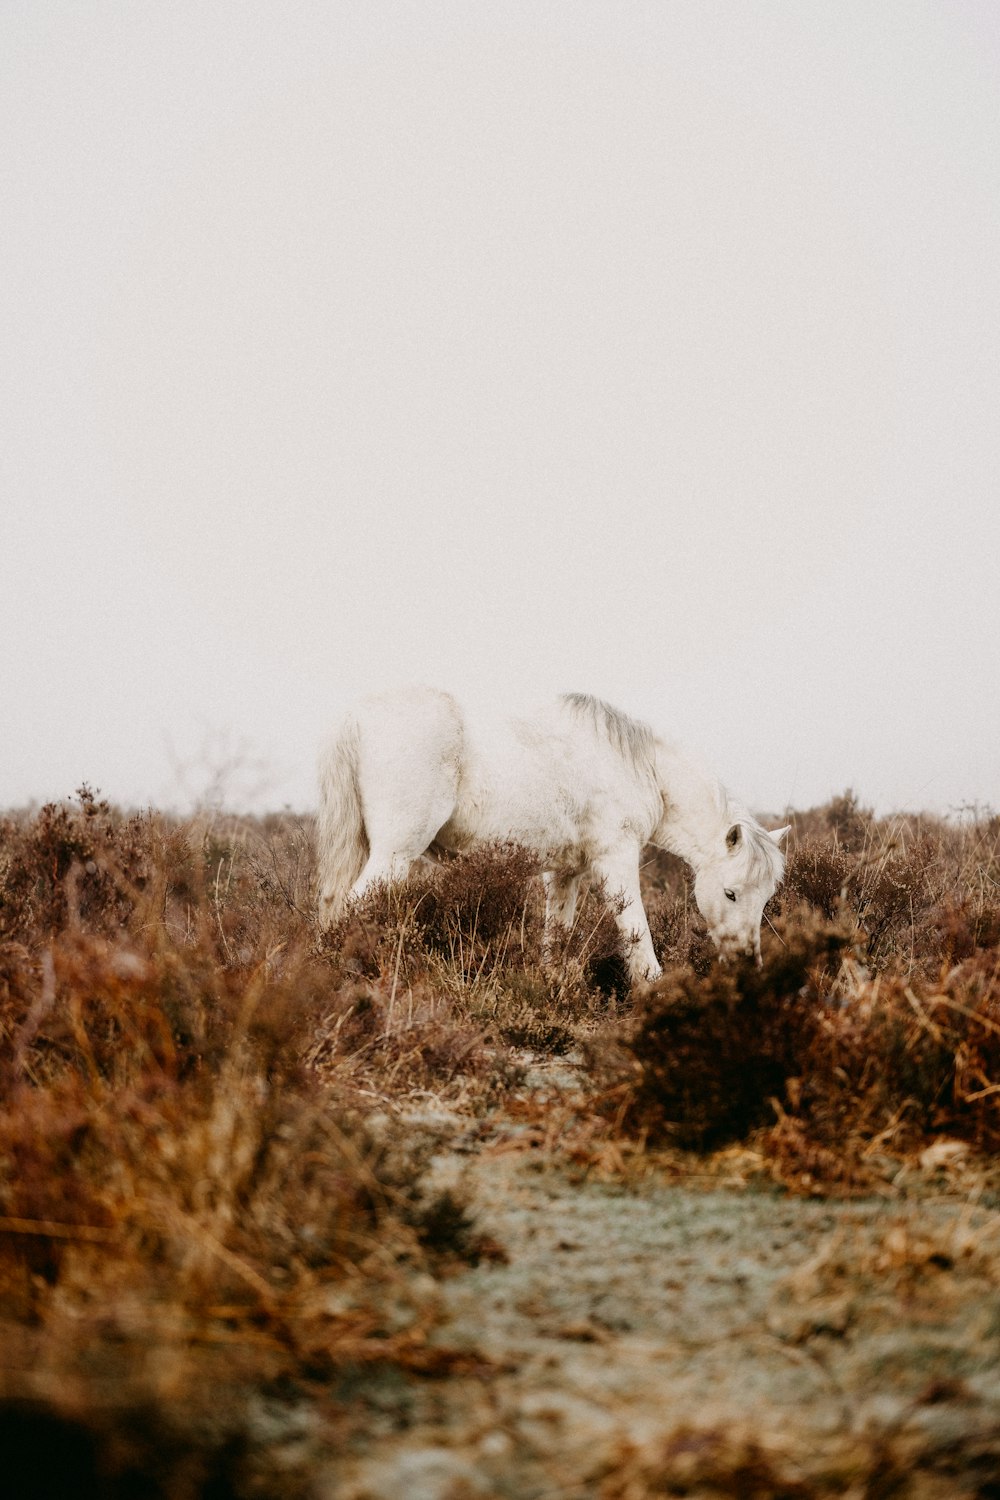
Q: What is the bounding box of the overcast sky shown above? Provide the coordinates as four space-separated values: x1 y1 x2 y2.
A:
3 2 999 815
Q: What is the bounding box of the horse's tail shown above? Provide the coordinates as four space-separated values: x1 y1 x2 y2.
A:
316 718 368 928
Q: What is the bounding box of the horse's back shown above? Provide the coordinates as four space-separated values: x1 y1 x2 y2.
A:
329 685 655 862
343 686 462 767
347 685 463 743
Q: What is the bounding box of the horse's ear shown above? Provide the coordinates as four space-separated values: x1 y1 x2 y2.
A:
769 825 790 847
726 823 742 850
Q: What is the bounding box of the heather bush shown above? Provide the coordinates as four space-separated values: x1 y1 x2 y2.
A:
590 912 850 1150
318 841 540 982
591 906 1000 1178
780 803 1000 974
0 786 156 942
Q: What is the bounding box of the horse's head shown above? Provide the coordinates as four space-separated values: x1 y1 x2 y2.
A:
693 820 788 964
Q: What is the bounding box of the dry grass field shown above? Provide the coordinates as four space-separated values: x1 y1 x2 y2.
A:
1 788 999 1497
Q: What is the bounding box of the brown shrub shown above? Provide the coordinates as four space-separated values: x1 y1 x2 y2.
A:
785 954 1000 1159
487 971 577 1053
0 787 156 942
592 909 1000 1171
320 842 541 981
602 1424 813 1498
782 788 873 851
783 838 852 919
780 814 1000 975
307 972 523 1102
592 913 849 1149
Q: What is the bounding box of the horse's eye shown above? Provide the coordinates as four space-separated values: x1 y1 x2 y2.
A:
724 889 737 902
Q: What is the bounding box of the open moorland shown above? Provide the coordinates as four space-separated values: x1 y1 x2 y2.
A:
1 789 999 1498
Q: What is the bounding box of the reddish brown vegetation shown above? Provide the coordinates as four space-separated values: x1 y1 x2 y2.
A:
0 794 496 1494
0 787 998 1488
592 796 1000 1185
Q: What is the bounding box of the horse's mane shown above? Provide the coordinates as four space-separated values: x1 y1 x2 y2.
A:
560 693 656 774
560 696 782 881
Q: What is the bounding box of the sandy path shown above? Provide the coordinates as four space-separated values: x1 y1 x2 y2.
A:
331 1068 1000 1499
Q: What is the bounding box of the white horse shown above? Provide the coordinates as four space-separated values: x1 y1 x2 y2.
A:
316 688 788 982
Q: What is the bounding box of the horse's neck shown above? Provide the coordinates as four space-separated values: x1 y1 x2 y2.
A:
652 743 727 870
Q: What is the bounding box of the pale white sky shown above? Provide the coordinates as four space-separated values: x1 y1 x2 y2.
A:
3 2 999 814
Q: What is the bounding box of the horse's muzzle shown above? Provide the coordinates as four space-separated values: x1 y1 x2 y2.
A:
716 939 762 967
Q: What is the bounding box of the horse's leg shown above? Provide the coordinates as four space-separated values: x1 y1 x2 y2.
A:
591 852 661 984
349 804 456 902
349 847 419 901
541 871 581 961
349 779 460 904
